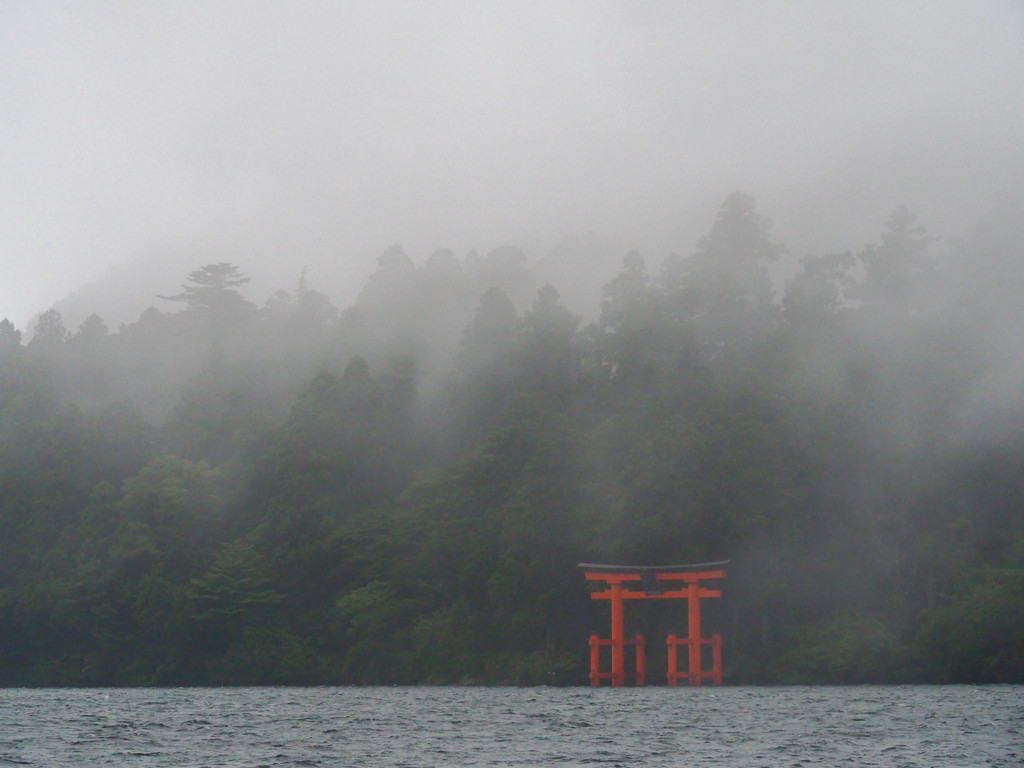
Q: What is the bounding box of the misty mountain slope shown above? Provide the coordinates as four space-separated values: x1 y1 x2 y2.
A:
0 195 1022 685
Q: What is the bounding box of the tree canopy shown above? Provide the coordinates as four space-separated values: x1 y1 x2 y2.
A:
1 194 1022 686
159 262 254 316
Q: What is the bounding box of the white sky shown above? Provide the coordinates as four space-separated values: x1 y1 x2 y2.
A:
2 1 1022 329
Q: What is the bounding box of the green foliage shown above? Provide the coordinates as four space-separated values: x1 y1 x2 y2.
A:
333 581 414 683
29 309 69 347
676 192 782 364
908 565 1024 682
2 200 1024 685
763 611 897 684
187 538 283 641
0 318 23 350
159 262 254 315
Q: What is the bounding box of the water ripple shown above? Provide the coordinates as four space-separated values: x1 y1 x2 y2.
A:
0 686 1021 767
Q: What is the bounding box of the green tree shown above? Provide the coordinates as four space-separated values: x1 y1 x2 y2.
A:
457 287 519 369
163 382 272 466
599 252 656 379
853 205 937 313
673 192 782 365
353 245 417 347
514 284 582 404
0 318 21 351
187 537 283 649
333 580 414 682
27 309 68 355
440 287 520 456
73 313 109 342
765 610 897 684
159 263 254 315
111 454 221 581
910 565 1024 682
782 252 855 329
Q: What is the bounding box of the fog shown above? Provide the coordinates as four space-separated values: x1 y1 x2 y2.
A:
2 1 1022 330
5 2 1024 687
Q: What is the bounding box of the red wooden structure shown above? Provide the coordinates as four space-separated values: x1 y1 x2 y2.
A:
581 562 727 686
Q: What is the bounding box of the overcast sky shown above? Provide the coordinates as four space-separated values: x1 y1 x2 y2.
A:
2 1 1022 330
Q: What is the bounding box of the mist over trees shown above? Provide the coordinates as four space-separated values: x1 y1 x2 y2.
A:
1 193 1023 685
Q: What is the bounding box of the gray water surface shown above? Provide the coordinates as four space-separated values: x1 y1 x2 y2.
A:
1 685 1020 767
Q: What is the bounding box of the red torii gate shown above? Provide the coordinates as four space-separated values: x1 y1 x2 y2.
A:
581 562 728 687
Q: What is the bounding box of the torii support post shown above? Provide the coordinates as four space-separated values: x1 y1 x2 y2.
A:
589 633 645 686
611 581 624 685
581 562 727 686
666 632 721 686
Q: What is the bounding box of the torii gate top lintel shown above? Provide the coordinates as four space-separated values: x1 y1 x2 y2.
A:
578 561 730 573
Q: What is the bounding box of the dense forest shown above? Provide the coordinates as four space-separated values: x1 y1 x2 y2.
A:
1 192 1022 686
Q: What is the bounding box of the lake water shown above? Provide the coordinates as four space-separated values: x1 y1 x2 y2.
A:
0 685 1020 767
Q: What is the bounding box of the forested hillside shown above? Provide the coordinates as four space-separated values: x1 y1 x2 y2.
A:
1 193 1022 686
